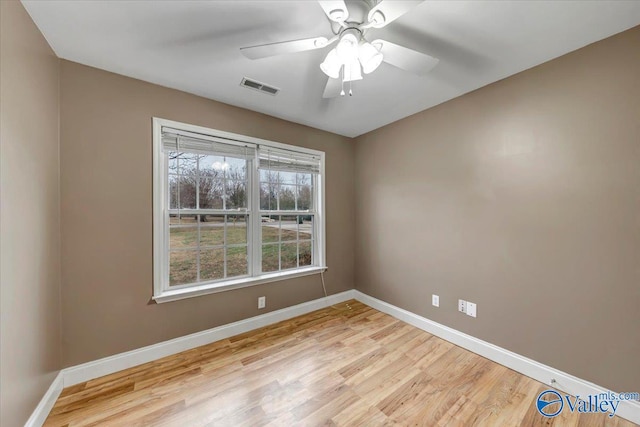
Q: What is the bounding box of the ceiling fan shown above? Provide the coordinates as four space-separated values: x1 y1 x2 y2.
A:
240 0 439 98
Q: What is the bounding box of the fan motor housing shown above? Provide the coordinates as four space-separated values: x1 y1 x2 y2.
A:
342 0 372 24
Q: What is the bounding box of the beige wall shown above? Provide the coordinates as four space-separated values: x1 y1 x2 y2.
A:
59 61 355 366
355 26 640 392
0 1 62 425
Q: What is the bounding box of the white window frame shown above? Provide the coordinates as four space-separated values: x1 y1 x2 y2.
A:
153 118 326 303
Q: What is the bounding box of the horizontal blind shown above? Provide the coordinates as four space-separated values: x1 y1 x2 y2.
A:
258 147 321 174
162 127 256 159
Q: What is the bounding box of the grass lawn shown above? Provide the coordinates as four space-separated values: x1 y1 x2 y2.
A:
169 224 312 286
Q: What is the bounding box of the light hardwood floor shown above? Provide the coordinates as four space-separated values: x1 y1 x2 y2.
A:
44 300 636 426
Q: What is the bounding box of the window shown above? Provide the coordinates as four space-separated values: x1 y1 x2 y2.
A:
259 148 318 274
153 118 325 302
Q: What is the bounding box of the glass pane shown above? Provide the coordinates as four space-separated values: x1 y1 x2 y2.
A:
169 176 179 209
226 157 247 180
170 214 198 225
297 184 312 210
227 246 248 277
200 154 227 179
299 241 312 267
200 214 225 224
280 216 298 241
199 215 225 247
281 243 298 270
177 176 197 209
260 169 279 184
297 173 312 186
226 180 246 209
260 182 278 210
262 216 279 243
279 185 296 210
170 226 198 249
298 215 313 240
262 244 279 273
168 151 179 174
280 171 296 185
199 177 223 209
200 248 225 281
169 250 197 286
226 215 247 245
176 152 199 174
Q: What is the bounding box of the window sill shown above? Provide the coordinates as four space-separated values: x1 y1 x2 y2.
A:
153 266 328 304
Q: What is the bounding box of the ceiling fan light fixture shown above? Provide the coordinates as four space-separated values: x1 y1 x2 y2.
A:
336 32 359 62
359 41 383 74
343 58 362 82
320 48 342 79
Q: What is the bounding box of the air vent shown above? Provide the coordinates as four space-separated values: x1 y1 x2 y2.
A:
240 77 280 96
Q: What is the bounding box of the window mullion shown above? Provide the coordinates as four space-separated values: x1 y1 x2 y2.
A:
195 154 200 209
296 217 300 269
278 215 282 271
196 155 201 283
313 173 320 267
223 214 227 278
250 157 262 277
222 157 227 210
163 155 171 291
196 215 201 283
316 164 325 268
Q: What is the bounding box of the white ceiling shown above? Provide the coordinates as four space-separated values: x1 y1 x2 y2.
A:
22 0 640 137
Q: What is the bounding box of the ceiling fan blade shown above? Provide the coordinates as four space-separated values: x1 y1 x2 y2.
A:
241 36 329 60
372 39 439 75
323 77 343 98
367 1 423 28
318 0 349 23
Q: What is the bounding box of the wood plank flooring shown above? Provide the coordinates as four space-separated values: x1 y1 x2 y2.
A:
44 300 637 426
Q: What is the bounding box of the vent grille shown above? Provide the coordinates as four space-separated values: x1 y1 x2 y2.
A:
240 77 280 96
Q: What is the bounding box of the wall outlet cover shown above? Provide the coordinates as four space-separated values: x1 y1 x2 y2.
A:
258 296 266 309
467 302 477 317
432 294 439 307
458 299 466 313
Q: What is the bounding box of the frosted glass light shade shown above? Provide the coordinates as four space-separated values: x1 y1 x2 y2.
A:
320 48 341 79
359 42 383 74
336 33 359 62
343 59 362 82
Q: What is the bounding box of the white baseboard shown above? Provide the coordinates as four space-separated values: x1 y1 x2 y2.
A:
62 289 355 387
28 288 639 425
353 291 640 425
26 290 354 426
24 372 63 427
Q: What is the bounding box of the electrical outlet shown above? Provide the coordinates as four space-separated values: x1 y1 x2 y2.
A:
258 296 266 309
466 302 477 317
432 294 439 307
458 299 466 314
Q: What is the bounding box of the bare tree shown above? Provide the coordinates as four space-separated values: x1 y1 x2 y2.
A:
226 167 247 209
169 152 246 221
260 170 281 212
